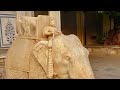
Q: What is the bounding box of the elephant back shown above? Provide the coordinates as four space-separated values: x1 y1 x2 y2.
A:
52 34 89 55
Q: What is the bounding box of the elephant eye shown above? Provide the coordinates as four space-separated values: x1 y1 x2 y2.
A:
65 56 72 63
66 56 70 60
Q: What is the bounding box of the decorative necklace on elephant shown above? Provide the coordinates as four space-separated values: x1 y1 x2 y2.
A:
47 33 60 79
47 33 54 79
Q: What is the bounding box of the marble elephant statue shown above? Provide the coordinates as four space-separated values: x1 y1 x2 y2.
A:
33 33 95 79
4 15 94 79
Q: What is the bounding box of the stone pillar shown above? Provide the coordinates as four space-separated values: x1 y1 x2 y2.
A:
16 11 34 20
49 11 61 31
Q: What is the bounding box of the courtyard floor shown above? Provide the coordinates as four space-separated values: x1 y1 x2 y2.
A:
90 54 120 79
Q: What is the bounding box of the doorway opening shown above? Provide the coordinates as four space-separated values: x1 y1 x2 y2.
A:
60 11 77 35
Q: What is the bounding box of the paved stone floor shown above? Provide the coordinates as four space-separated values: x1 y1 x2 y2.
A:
90 54 120 79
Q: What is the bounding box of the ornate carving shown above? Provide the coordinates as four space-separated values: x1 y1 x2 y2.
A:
5 19 15 44
16 16 37 39
32 17 94 79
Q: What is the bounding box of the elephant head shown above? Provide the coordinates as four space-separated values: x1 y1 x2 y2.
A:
52 34 95 79
32 16 94 79
33 34 94 79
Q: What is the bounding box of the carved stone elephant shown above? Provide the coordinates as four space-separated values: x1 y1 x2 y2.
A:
52 34 94 79
5 15 94 79
33 34 95 79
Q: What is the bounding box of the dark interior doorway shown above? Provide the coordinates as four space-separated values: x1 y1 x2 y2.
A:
60 11 77 35
84 11 103 46
34 11 48 17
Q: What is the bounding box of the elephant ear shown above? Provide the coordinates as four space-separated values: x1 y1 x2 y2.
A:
32 41 48 74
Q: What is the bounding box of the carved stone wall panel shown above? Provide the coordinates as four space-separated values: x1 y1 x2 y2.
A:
0 14 16 48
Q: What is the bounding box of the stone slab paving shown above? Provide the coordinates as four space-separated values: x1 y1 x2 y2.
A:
90 54 120 79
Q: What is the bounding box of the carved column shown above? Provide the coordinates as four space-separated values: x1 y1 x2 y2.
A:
49 11 61 31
